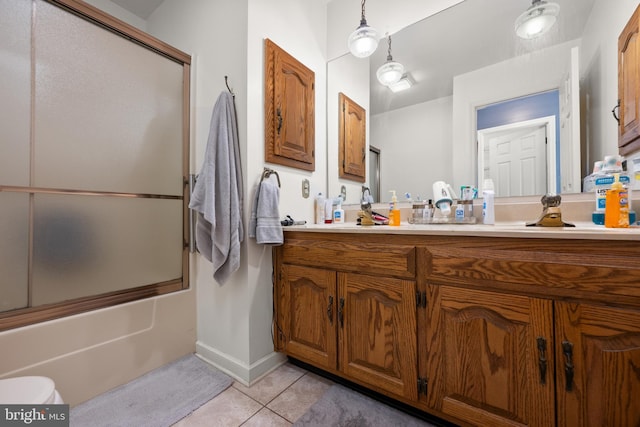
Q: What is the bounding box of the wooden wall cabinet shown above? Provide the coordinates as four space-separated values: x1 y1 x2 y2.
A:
274 232 640 426
264 39 315 171
339 93 366 182
618 4 640 155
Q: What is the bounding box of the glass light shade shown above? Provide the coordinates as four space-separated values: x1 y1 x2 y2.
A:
348 24 379 58
515 1 560 39
388 75 413 92
377 61 404 86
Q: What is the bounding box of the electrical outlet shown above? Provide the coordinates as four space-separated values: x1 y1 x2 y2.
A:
302 179 310 198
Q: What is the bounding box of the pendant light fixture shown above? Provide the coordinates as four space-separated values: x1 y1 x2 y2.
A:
376 36 404 86
348 0 379 58
515 0 560 40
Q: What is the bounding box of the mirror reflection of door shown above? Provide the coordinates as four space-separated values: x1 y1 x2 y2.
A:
368 145 381 202
477 91 561 197
483 124 549 197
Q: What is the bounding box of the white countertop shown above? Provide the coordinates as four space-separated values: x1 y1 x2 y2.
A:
284 221 640 241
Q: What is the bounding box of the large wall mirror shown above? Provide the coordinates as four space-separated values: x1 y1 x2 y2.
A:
328 0 637 204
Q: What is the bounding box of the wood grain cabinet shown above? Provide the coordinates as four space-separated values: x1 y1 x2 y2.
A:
426 287 640 427
339 92 367 182
274 233 418 401
618 4 640 155
273 233 640 426
264 39 315 171
426 285 555 427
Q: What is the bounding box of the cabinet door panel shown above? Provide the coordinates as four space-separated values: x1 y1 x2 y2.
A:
265 39 315 171
556 303 640 427
427 285 554 427
339 92 366 182
618 5 640 154
339 272 417 400
282 264 337 370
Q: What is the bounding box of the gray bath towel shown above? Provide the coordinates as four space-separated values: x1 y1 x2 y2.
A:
249 175 283 245
189 91 244 285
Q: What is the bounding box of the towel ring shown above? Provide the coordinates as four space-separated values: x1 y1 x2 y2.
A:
261 167 281 188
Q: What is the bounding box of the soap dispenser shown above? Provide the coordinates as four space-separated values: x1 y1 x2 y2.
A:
389 190 400 226
605 173 629 228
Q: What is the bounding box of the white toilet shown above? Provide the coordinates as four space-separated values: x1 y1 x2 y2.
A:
0 376 64 404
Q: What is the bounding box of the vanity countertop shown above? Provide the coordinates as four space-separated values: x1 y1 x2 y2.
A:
284 221 640 241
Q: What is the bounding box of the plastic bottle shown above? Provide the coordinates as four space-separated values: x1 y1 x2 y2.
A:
389 190 400 226
424 199 434 219
333 201 345 224
314 193 325 224
324 198 333 224
605 173 629 228
482 179 495 225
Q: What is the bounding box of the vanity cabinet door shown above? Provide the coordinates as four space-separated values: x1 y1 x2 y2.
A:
338 272 418 401
427 284 555 427
555 302 640 427
618 4 640 155
280 264 337 371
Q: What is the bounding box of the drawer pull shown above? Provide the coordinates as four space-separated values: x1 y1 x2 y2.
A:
536 337 547 384
338 297 345 328
327 296 334 324
562 340 574 392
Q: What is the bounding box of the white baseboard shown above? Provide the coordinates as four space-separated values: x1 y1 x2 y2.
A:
195 341 287 387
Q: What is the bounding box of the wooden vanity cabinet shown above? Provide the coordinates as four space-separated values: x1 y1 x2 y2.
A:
274 233 640 426
273 233 419 401
426 285 555 427
426 237 640 427
555 302 640 427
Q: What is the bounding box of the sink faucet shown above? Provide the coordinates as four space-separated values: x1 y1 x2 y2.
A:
360 186 375 226
361 186 372 209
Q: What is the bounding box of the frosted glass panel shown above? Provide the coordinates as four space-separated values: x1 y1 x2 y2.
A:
0 0 31 186
0 193 29 312
32 194 183 306
34 1 184 196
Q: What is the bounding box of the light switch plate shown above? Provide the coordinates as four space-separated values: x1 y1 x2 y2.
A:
341 185 347 200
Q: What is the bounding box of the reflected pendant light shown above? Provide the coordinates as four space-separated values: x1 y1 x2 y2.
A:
515 0 560 39
376 36 404 86
348 0 379 58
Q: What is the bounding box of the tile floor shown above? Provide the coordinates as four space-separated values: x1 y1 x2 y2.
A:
172 362 334 427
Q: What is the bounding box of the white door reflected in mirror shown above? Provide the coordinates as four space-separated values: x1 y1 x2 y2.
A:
479 120 552 197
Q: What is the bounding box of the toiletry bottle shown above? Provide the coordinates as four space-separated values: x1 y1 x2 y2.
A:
605 173 629 228
389 190 400 226
424 199 434 219
333 200 345 224
315 193 325 224
324 198 333 224
482 179 495 225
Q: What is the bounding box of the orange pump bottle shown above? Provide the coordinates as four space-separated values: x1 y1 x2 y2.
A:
388 190 401 226
604 173 629 228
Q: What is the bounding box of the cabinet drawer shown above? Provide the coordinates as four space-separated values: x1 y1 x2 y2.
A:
281 238 415 278
425 240 640 303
